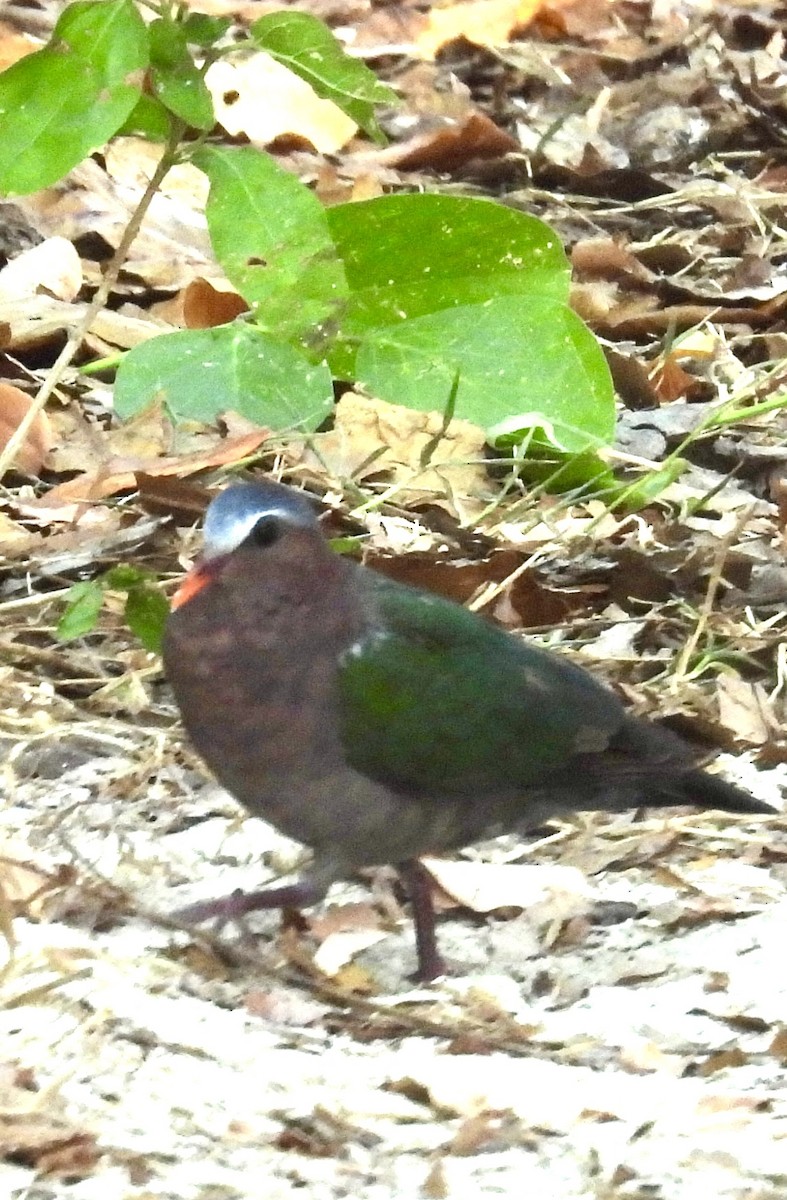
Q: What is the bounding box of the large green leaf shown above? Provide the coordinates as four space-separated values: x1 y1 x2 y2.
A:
0 0 148 195
356 297 615 453
114 324 334 432
326 195 570 377
250 12 396 143
195 145 349 345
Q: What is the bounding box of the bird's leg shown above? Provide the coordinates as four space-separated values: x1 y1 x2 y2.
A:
398 859 445 982
173 874 330 926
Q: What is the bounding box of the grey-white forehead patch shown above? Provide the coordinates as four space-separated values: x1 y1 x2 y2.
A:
203 483 316 558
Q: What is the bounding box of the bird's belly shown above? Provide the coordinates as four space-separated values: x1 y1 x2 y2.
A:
167 637 563 868
223 757 450 866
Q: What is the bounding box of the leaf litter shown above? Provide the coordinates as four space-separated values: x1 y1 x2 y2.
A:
1 0 787 1196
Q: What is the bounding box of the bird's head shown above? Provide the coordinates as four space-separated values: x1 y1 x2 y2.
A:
171 480 322 610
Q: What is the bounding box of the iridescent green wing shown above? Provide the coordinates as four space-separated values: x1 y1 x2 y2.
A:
338 576 623 797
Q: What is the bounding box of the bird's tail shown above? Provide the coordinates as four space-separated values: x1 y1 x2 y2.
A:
602 716 778 816
678 767 776 815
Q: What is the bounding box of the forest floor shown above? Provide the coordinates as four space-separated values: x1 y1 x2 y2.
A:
1 0 787 1197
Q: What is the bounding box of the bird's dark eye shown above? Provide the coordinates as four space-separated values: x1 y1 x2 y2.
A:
250 515 283 548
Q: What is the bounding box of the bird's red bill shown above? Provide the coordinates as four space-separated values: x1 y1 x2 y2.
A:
172 563 213 610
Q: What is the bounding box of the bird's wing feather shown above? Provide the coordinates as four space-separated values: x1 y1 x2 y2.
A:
337 576 625 797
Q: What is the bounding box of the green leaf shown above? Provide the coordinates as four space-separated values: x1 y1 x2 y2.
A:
103 564 155 590
149 18 215 131
181 13 232 47
356 296 615 453
118 93 174 141
57 580 105 641
114 323 334 432
326 195 570 377
250 12 396 143
125 585 169 653
514 449 616 494
0 0 148 195
195 145 349 344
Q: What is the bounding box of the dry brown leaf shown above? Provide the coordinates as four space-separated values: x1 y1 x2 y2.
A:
304 902 388 976
328 961 379 994
312 161 384 207
0 511 35 548
301 390 488 517
88 307 175 352
381 112 519 172
106 401 171 461
0 295 87 352
44 405 110 475
394 62 473 121
696 1048 748 1077
0 382 52 476
104 138 209 207
650 355 702 404
0 237 82 302
395 1055 767 1129
19 155 211 291
181 278 249 329
619 1042 688 1076
418 0 553 58
312 928 389 976
571 237 654 284
420 857 593 920
206 54 357 153
768 1027 787 1063
716 675 773 746
368 549 587 628
26 427 270 519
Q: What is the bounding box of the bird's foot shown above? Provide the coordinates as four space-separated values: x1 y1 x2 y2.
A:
174 879 326 927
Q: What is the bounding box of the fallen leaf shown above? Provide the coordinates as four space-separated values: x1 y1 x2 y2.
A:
312 928 388 976
0 237 82 302
716 675 773 745
300 390 489 518
418 0 548 58
206 54 357 154
420 857 594 923
28 425 270 519
181 278 249 328
381 112 519 172
0 382 52 475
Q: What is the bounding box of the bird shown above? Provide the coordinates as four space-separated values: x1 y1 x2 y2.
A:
163 478 777 979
